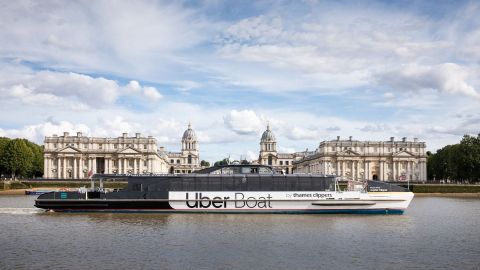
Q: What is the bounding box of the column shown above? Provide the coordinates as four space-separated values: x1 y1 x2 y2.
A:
147 159 152 173
366 161 370 180
62 158 66 179
123 158 127 174
79 158 83 179
352 161 356 180
118 158 122 174
342 161 346 178
57 158 61 178
88 158 92 173
392 161 396 181
133 158 137 174
43 157 48 178
73 157 77 179
380 161 384 181
363 160 367 180
92 158 97 174
336 161 340 176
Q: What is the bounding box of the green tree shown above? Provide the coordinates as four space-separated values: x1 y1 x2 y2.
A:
214 158 230 167
0 137 11 176
200 160 210 167
23 139 44 177
0 139 34 179
240 159 250 165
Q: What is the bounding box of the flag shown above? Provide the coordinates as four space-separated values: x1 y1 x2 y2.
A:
87 170 93 178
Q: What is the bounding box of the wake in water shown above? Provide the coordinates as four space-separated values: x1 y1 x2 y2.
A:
0 208 45 214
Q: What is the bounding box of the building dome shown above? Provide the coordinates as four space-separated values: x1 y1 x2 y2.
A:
182 123 197 141
261 124 276 142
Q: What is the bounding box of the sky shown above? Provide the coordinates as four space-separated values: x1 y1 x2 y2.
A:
0 0 479 163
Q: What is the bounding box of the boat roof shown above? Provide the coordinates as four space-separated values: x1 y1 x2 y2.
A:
193 164 274 174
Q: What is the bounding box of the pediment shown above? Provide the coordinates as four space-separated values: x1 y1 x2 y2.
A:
393 150 414 157
58 146 81 153
118 147 141 154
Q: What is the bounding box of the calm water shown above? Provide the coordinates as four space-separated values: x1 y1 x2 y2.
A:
0 195 479 270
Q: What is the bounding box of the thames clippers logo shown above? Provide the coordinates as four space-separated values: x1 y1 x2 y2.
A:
185 193 273 209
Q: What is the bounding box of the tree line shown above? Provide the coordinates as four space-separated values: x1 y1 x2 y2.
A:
427 134 480 182
0 137 43 179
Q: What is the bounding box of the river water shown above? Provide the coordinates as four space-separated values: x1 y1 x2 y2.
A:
0 195 479 270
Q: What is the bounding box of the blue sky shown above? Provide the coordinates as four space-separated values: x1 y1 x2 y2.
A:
0 0 479 162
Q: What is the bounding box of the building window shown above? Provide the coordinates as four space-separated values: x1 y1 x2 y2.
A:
99 144 102 149
84 144 88 149
113 160 117 166
171 159 174 164
286 161 289 165
144 144 147 149
280 161 283 165
114 144 117 149
54 143 57 148
144 160 147 166
268 156 273 166
177 159 180 164
188 155 192 164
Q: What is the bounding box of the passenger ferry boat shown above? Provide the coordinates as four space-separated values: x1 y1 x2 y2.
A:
35 165 414 214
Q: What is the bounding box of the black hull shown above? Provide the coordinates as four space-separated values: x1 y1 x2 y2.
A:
35 200 173 211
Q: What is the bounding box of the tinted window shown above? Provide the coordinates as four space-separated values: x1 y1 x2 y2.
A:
209 176 222 191
169 178 183 191
259 176 272 191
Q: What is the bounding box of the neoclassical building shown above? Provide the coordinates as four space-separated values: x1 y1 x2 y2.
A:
257 124 309 174
43 124 202 179
43 132 169 179
165 123 201 174
293 136 427 181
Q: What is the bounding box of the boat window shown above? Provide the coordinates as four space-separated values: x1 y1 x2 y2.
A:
286 177 298 191
196 177 209 191
183 178 195 191
132 184 142 191
259 167 273 174
247 176 260 191
241 167 251 174
297 177 313 191
169 178 183 191
222 177 235 191
259 176 272 191
209 176 222 191
273 177 287 191
312 178 326 191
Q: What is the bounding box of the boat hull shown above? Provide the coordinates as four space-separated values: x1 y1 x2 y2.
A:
35 191 414 215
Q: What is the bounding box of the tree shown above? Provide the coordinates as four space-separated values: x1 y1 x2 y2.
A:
214 158 230 167
0 139 34 179
23 139 44 177
427 134 480 182
0 137 11 177
200 160 210 167
240 159 251 165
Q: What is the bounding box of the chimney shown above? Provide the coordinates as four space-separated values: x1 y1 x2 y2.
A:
77 132 82 137
159 146 165 152
63 132 69 137
135 133 141 138
349 136 352 141
337 136 340 141
53 134 58 137
402 137 406 142
122 133 127 138
390 137 394 142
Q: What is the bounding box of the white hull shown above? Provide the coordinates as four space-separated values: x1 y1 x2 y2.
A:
168 191 414 214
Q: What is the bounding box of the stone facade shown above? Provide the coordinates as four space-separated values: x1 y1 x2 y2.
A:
43 132 169 179
165 123 201 174
43 124 202 178
293 136 427 181
257 124 309 174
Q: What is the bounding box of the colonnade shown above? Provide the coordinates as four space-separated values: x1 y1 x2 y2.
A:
44 155 157 179
295 159 427 181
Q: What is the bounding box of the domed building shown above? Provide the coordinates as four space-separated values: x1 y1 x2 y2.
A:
258 124 308 174
165 123 200 174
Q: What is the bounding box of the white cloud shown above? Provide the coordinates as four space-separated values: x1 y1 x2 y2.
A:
377 63 479 98
223 109 264 135
0 67 163 109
